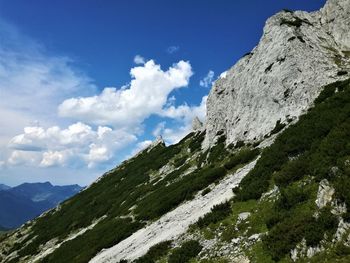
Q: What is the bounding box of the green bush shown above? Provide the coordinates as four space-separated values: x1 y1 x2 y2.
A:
275 185 309 210
42 218 142 263
173 156 187 168
135 166 226 221
201 188 211 196
168 240 202 263
188 132 206 153
207 136 228 164
304 207 338 246
235 140 245 148
224 148 259 170
274 157 309 187
134 241 172 263
196 202 231 228
270 120 286 135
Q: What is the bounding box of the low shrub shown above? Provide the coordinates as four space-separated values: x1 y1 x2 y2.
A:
196 202 231 228
168 240 202 263
270 120 286 135
134 241 172 263
201 188 211 196
173 156 187 168
274 157 309 187
224 148 259 170
188 132 206 153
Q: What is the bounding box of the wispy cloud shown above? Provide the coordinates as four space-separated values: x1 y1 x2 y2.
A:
133 54 145 64
199 70 215 88
0 20 98 169
0 17 208 183
166 45 180 54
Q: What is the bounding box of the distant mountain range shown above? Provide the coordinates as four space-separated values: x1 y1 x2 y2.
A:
0 184 11 191
0 182 82 229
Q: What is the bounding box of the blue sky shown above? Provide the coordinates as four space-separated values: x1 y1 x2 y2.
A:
0 0 326 186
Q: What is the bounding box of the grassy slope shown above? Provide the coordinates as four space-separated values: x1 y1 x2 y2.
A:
161 78 350 263
1 129 259 263
4 78 350 263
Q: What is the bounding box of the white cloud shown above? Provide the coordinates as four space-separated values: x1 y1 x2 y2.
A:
0 20 210 185
134 55 145 65
128 140 153 157
8 151 41 166
160 95 207 124
40 151 67 167
7 123 137 168
152 122 166 137
199 70 215 88
167 46 179 54
156 95 207 144
58 60 193 129
0 20 96 165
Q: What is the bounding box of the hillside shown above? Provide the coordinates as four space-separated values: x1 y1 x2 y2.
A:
1 0 350 262
0 184 11 191
0 183 82 229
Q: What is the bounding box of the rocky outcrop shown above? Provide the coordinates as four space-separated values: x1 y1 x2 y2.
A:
192 116 203 131
315 179 335 209
321 0 350 49
204 0 350 148
147 135 165 152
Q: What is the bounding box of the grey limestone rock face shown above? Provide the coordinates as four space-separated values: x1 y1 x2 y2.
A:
192 116 203 131
204 0 350 148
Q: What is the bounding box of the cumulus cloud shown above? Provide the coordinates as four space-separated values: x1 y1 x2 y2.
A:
199 70 215 88
58 60 193 129
160 95 207 124
0 20 96 165
0 19 210 180
8 151 43 167
134 55 145 64
156 95 207 144
152 122 166 137
8 123 136 168
167 46 179 54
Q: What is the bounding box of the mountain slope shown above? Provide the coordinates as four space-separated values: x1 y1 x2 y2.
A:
0 190 51 229
0 133 260 262
1 0 350 262
0 184 11 191
170 78 350 262
0 182 82 229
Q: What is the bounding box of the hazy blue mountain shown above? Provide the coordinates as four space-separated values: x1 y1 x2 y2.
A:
9 182 82 205
0 184 11 191
0 182 82 229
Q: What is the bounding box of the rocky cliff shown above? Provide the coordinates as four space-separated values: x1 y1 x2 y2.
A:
1 1 350 262
204 0 350 147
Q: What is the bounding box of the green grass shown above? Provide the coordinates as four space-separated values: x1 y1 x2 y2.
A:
185 78 350 262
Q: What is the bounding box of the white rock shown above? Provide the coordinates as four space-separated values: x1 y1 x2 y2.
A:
203 0 350 148
315 179 335 209
335 218 350 241
238 212 251 222
306 246 323 258
192 116 204 131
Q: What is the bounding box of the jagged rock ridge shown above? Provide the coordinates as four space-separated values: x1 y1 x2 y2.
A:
204 0 350 148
